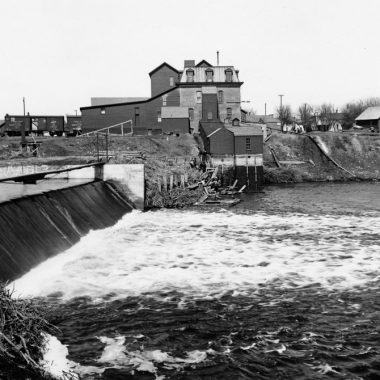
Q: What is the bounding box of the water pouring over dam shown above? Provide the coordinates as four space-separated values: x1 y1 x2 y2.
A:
9 182 380 379
0 180 133 281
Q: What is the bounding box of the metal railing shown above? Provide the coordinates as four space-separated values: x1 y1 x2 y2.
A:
79 120 133 137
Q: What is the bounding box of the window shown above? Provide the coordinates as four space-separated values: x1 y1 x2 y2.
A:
189 108 194 121
205 69 214 82
169 77 174 86
218 90 224 103
162 95 167 106
226 107 232 120
157 111 161 123
100 107 106 115
196 91 202 103
225 69 233 82
186 69 194 82
246 138 251 151
134 107 140 126
207 112 213 120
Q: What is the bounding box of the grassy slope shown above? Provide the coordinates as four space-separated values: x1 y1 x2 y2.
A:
1 132 379 184
264 132 380 183
0 134 200 165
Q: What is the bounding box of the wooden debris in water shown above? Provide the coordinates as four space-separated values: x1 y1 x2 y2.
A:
0 283 56 379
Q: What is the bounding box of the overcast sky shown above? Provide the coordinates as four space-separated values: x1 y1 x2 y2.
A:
1 0 380 117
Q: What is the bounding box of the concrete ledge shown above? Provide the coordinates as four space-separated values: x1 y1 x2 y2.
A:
103 164 145 210
0 163 145 210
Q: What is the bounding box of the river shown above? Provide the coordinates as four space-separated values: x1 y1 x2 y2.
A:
13 182 380 379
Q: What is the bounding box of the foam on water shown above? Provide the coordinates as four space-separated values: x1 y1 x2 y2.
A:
13 208 380 301
41 334 212 379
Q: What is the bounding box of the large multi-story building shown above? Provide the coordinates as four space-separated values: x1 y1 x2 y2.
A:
80 59 243 134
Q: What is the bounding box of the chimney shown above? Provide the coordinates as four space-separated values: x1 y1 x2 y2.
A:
235 70 239 80
184 60 195 68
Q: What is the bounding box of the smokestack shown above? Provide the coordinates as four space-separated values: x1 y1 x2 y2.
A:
217 51 219 65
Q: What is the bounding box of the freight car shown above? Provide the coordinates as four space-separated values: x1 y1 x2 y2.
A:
66 115 82 136
2 114 82 137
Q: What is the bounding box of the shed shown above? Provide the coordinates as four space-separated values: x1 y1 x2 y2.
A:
199 121 234 155
227 125 264 155
161 106 190 134
355 106 380 132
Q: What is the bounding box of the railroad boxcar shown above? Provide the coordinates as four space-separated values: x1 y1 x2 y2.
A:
65 116 82 136
3 115 31 136
3 115 65 136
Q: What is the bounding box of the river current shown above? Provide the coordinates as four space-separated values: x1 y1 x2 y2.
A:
13 182 380 379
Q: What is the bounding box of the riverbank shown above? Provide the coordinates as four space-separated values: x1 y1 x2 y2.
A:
264 132 380 183
1 132 380 200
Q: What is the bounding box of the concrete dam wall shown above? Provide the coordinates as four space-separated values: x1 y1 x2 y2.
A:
0 181 133 281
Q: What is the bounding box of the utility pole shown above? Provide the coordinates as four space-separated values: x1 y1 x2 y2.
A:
304 103 307 127
278 94 284 132
75 109 78 116
21 97 26 148
265 103 267 116
217 50 219 65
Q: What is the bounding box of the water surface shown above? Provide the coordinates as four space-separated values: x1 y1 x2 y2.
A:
14 182 380 379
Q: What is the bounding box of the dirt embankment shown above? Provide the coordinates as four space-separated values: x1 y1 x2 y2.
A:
264 132 380 183
0 134 203 208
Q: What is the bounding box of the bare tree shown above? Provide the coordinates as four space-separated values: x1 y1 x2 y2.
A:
276 105 293 130
318 103 336 127
298 103 314 130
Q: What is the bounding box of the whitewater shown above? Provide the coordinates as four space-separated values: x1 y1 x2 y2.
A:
12 182 380 379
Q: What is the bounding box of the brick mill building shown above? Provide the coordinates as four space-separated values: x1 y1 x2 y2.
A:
80 59 243 135
80 58 264 190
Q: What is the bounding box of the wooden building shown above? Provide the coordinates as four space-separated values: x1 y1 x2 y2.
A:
80 59 243 135
355 106 380 132
161 107 190 134
198 94 264 191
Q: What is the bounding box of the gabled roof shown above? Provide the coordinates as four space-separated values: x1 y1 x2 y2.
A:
246 114 265 123
227 125 263 136
161 107 188 119
149 62 179 77
196 60 213 67
355 106 380 121
199 121 225 136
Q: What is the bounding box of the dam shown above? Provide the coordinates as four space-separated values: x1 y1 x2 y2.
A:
0 163 144 281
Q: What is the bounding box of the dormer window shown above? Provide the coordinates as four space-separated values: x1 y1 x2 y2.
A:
205 69 214 82
225 69 233 82
100 107 106 115
186 69 194 82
